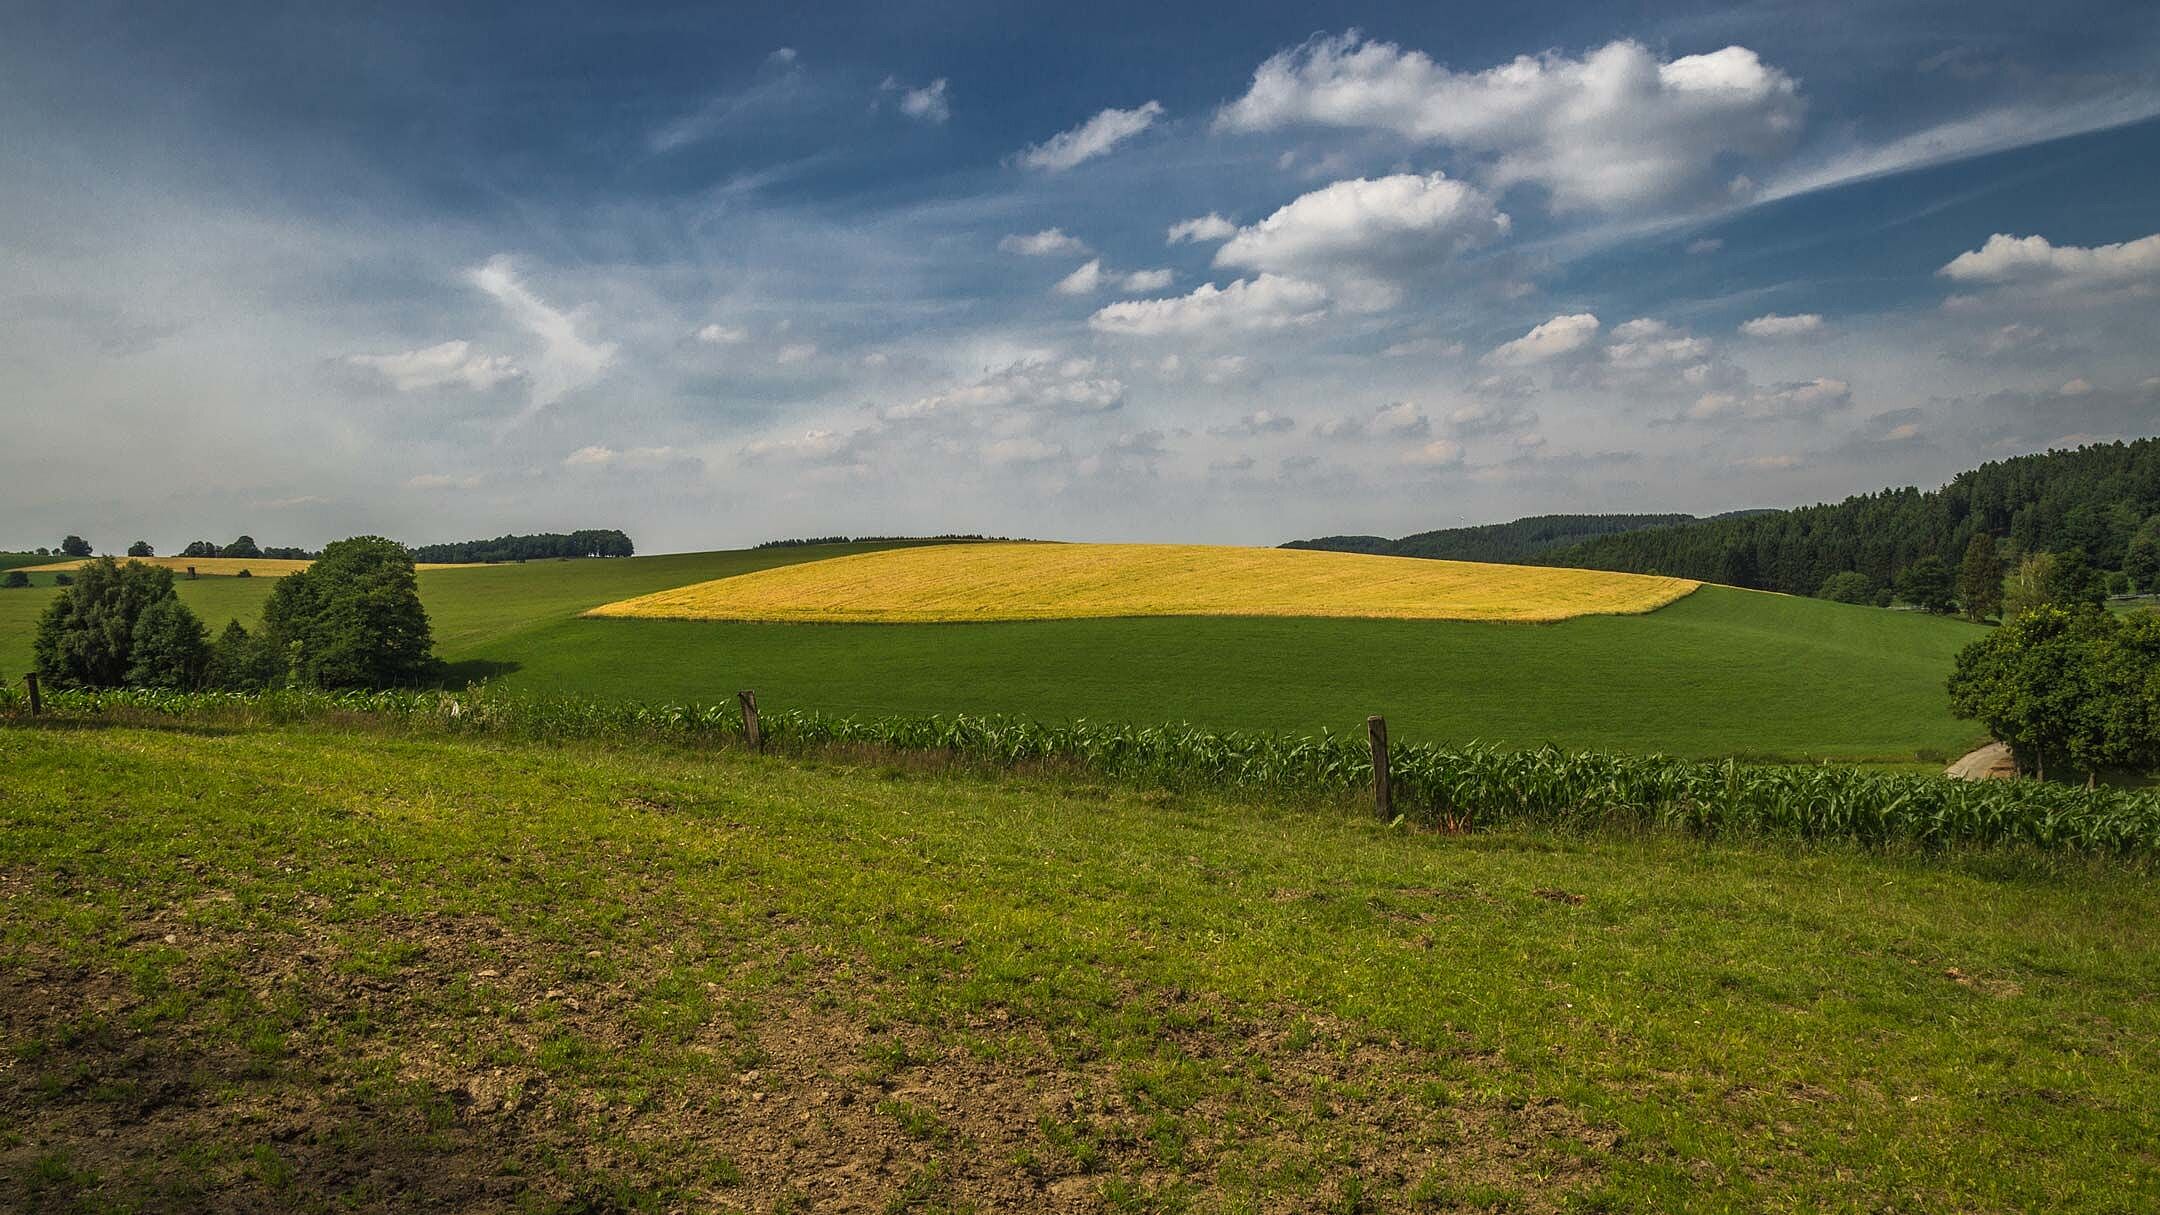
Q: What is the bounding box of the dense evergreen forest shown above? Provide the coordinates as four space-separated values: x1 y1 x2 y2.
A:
1286 513 1733 563
1535 440 2160 595
409 530 635 563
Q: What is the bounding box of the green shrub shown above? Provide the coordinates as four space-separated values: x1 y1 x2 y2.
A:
1 571 26 589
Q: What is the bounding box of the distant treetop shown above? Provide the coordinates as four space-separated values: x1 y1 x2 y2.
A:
752 534 1006 549
408 529 634 563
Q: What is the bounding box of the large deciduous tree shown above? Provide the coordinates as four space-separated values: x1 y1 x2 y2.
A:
1956 533 2004 622
1948 606 2160 781
261 536 437 688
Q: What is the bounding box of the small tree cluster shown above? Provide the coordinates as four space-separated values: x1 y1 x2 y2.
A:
31 559 207 689
60 535 92 557
1816 571 1876 604
1948 605 2160 781
127 540 155 558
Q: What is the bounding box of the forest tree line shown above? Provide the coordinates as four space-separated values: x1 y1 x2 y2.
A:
1532 440 2160 602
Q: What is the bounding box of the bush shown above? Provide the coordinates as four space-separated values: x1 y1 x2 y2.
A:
32 558 208 689
236 568 252 579
1816 571 1875 604
206 620 287 690
261 536 436 689
53 573 72 587
2 571 26 589
126 598 209 689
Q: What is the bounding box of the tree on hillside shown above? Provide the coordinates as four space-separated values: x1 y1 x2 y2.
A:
2 571 27 589
1949 606 2160 780
127 539 155 558
1957 533 2004 622
224 535 263 559
126 598 209 689
2126 526 2160 593
1816 571 1876 604
32 558 207 688
60 535 92 557
2044 548 2108 609
2003 552 2056 619
1895 556 1956 614
262 536 436 688
181 540 219 558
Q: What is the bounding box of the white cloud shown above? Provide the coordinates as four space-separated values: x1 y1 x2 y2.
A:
1382 335 1466 358
775 342 819 364
1605 317 1708 368
1215 32 1803 210
1939 231 2160 291
1054 259 1108 295
468 256 618 421
1482 313 1600 366
981 436 1061 465
562 444 692 470
1018 101 1165 172
881 354 1124 422
881 76 951 124
346 339 521 392
1121 268 1175 291
1313 400 1430 441
1738 312 1824 338
2059 376 2094 396
1208 409 1296 437
1734 454 1800 470
1404 438 1465 466
695 323 748 344
1212 172 1509 310
1686 376 1852 422
1000 228 1089 256
1166 213 1238 244
404 472 485 490
1089 274 1329 337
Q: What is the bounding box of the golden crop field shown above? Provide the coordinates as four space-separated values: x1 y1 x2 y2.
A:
23 556 476 577
584 542 1700 624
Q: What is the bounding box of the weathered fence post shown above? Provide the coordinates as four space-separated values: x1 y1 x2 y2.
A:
738 689 761 750
186 565 198 580
24 673 42 717
1367 714 1390 819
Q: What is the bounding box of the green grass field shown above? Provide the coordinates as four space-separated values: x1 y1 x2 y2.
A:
4 720 2154 1211
0 543 1990 762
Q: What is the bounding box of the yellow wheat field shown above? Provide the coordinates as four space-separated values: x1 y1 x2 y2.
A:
584 542 1700 624
23 556 476 577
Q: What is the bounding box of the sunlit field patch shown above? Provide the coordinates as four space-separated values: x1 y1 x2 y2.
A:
584 542 1700 624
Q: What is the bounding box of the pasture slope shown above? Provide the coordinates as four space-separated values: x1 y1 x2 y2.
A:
0 541 1989 762
586 542 1698 623
4 720 2156 1211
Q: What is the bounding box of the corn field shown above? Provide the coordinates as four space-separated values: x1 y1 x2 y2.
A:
6 683 2158 855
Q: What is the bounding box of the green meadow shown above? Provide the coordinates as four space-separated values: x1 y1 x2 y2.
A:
4 720 2153 1211
0 544 1988 762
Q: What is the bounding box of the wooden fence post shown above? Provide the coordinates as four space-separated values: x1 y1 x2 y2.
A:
1367 714 1390 819
186 566 197 580
24 673 41 717
738 689 761 750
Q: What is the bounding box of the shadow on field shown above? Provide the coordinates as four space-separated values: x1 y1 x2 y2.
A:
434 658 521 687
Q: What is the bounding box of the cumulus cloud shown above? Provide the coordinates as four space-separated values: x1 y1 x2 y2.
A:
1000 228 1089 256
1166 213 1238 244
881 354 1124 423
1215 32 1803 210
1738 312 1824 338
468 256 617 420
1686 376 1852 422
345 339 521 392
695 323 747 344
880 76 951 124
1939 231 2160 292
1316 401 1431 441
1208 409 1297 437
1089 274 1328 337
775 342 819 364
1212 172 1510 310
1446 402 1538 439
2059 376 2094 396
1604 318 1708 369
1018 101 1165 171
1482 313 1601 366
1054 259 1108 295
563 444 693 470
1403 438 1465 466
1121 268 1175 291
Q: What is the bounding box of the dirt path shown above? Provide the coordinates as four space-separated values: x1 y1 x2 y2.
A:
1946 741 2017 780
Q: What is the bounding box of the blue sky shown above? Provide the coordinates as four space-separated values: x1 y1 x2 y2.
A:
3 1 2157 552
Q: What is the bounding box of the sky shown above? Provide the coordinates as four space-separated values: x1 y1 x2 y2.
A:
3 0 2158 554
